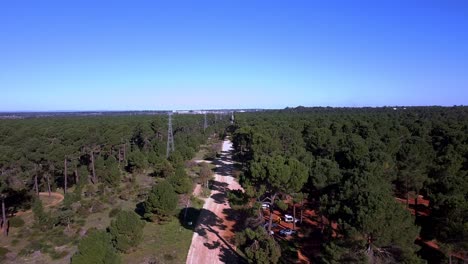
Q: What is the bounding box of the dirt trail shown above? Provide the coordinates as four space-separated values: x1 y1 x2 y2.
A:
14 192 65 217
186 140 244 264
1 192 64 234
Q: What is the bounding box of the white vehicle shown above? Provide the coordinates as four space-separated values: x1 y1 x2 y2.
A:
284 214 299 223
279 228 296 236
261 203 270 209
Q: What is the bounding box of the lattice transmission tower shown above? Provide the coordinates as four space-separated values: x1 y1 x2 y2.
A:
166 113 175 158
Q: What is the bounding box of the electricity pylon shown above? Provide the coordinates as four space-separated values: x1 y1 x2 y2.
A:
166 113 175 158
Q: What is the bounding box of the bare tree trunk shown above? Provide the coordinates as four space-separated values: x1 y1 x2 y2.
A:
46 173 51 197
300 199 304 224
118 147 122 168
64 158 68 194
366 238 374 264
123 143 126 163
2 197 7 236
320 215 324 233
415 189 419 217
300 207 303 224
90 150 96 184
74 160 79 184
34 173 39 196
268 192 278 234
406 175 409 208
293 203 296 230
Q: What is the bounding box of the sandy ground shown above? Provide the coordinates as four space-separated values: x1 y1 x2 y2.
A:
186 140 244 264
192 184 202 197
11 192 64 218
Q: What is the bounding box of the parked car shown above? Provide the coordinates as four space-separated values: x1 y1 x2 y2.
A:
279 228 296 236
261 203 270 209
284 214 299 223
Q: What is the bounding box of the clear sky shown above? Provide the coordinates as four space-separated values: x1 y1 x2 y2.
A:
1 0 467 111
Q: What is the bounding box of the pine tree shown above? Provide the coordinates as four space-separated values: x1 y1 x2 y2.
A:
167 166 191 194
71 229 121 264
143 180 177 221
109 210 145 252
237 227 281 264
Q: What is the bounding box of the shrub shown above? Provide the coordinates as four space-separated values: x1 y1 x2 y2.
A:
190 196 204 208
9 216 25 228
119 192 130 201
76 219 86 226
0 247 9 258
50 250 69 260
109 208 121 218
32 198 55 231
167 166 192 194
127 150 148 173
50 232 73 247
154 159 174 178
63 192 81 209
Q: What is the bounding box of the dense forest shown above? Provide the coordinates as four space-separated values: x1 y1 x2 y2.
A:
231 106 467 263
0 107 467 263
0 113 228 195
0 113 229 262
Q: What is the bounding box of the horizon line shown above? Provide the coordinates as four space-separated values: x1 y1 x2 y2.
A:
0 105 467 113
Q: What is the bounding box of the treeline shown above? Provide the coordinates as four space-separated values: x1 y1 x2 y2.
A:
232 106 468 263
0 114 228 232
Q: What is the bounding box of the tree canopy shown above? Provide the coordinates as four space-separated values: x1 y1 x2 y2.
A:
231 106 468 263
109 210 145 252
71 229 121 264
143 180 178 220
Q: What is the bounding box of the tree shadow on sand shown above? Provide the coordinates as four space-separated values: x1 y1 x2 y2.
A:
220 244 247 264
210 179 229 192
211 192 227 204
178 207 227 236
179 207 247 263
204 240 221 249
206 225 247 264
222 208 246 234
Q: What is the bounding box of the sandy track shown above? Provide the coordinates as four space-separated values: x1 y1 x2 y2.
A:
186 140 244 264
13 192 65 217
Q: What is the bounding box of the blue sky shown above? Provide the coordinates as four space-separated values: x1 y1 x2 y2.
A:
1 0 467 111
